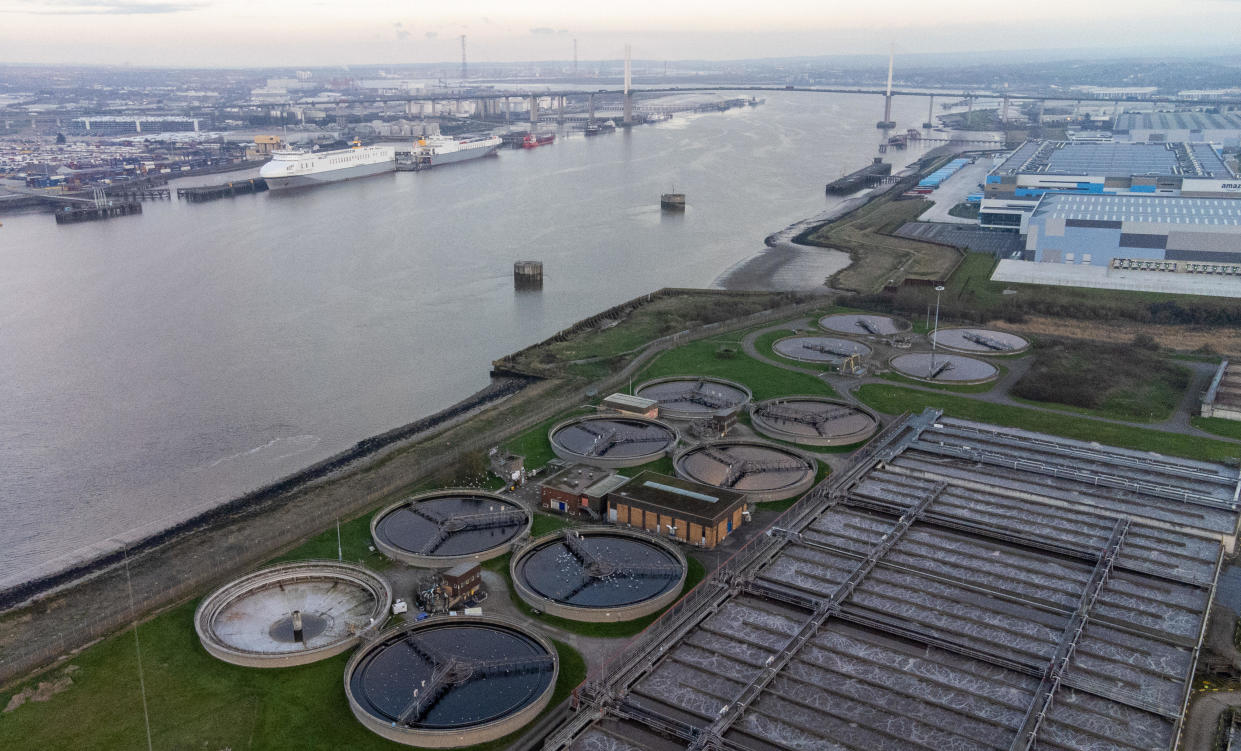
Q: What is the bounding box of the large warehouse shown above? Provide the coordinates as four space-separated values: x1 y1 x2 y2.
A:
980 140 1237 230
1114 111 1241 147
548 410 1241 751
1023 193 1241 268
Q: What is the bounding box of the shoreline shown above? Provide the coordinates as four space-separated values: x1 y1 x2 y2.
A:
0 375 533 608
4 141 963 602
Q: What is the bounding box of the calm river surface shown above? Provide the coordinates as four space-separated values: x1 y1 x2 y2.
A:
0 92 941 585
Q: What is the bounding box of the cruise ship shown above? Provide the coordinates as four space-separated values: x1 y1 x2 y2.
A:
259 141 395 190
414 134 502 166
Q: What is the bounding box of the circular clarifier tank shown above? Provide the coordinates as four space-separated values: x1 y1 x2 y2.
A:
674 439 816 502
633 376 752 420
772 335 872 364
372 490 531 568
345 616 558 748
819 313 910 336
890 352 999 383
511 527 686 621
749 397 880 446
931 327 1030 355
548 415 678 468
194 560 392 668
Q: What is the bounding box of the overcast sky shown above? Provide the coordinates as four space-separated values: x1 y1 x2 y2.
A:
3 0 1241 67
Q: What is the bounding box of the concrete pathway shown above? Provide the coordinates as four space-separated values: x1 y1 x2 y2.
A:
1182 689 1241 750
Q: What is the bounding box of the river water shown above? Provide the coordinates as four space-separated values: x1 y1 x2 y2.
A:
0 92 942 586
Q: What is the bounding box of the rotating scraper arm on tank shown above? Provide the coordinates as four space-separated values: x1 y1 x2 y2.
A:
701 447 809 488
804 342 861 358
559 531 681 600
398 635 553 724
574 423 672 458
415 506 528 555
755 404 858 437
663 379 732 409
961 331 1013 351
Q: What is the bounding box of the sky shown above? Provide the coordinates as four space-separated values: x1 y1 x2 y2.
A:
2 0 1241 67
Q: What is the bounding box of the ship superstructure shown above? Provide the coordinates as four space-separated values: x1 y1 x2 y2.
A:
259 141 395 190
413 134 502 166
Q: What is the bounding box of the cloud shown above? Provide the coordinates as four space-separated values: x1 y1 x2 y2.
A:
424 31 437 39
530 26 555 35
0 0 205 13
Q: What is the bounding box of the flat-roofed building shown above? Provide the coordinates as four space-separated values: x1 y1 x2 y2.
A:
1024 193 1241 268
600 393 660 418
605 471 747 548
540 464 627 518
980 140 1238 231
1115 111 1241 147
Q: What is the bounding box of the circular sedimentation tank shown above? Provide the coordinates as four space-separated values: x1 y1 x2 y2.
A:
510 527 686 621
749 397 880 446
890 352 999 384
194 560 392 668
819 313 910 337
772 335 872 364
633 376 752 420
345 616 557 748
931 327 1030 355
372 490 531 568
548 415 678 468
674 439 816 502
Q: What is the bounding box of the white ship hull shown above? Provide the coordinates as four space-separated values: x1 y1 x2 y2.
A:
427 141 501 166
260 144 395 190
264 159 393 190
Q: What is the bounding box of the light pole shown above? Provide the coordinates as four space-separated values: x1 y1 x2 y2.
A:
931 285 946 372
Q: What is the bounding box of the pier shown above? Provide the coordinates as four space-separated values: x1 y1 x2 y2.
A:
54 201 141 224
825 158 893 195
176 178 268 203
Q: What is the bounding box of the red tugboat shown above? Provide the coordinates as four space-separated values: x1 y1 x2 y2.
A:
522 133 555 149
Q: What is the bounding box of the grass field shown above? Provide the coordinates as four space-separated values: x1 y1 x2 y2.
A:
0 599 586 751
1192 416 1241 441
635 336 838 401
856 384 1241 463
804 194 963 293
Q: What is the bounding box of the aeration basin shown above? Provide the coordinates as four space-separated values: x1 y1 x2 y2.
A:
344 615 557 748
674 439 816 502
749 397 880 446
194 560 391 668
889 352 999 384
772 335 872 364
549 415 677 468
819 313 910 336
633 376 751 420
510 527 686 621
372 490 531 568
931 327 1030 355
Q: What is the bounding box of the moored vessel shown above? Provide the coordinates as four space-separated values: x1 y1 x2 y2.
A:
259 140 395 190
413 134 502 166
522 133 555 149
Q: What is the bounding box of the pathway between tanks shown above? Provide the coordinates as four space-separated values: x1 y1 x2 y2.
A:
1182 689 1241 750
738 319 1241 445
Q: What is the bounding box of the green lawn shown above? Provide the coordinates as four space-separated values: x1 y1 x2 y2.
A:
0 601 586 751
636 337 838 401
856 384 1241 463
1192 416 1241 441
